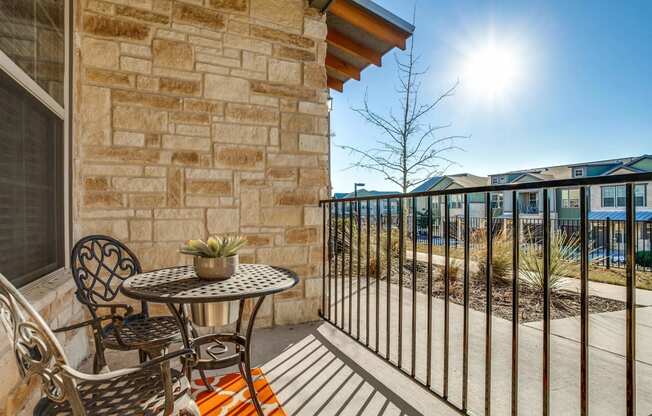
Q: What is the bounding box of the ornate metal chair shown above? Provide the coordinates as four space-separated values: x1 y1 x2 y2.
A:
65 235 181 373
0 272 200 416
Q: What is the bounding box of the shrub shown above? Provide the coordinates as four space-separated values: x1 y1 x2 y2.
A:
636 251 652 268
519 229 578 292
472 226 512 284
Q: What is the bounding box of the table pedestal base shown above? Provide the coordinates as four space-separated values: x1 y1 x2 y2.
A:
167 296 267 416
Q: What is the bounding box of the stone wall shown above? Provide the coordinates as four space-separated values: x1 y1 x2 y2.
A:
73 0 330 326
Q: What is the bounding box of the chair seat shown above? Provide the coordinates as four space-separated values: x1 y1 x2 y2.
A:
102 315 181 351
34 368 189 416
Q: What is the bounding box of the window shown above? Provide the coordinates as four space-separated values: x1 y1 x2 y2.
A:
602 186 616 207
0 69 64 287
635 184 646 207
602 185 646 208
0 1 65 104
449 195 462 209
574 168 584 177
490 193 503 209
491 177 498 184
561 188 580 208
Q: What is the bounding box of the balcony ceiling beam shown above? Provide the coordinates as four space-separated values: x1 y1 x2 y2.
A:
326 28 382 67
326 54 361 81
327 76 344 92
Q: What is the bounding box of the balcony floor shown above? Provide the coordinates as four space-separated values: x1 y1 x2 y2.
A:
95 278 652 416
99 320 459 416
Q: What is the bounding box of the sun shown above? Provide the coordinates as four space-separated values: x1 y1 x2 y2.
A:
463 41 521 100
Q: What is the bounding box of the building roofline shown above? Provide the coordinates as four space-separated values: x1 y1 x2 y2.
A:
490 155 645 176
347 0 415 34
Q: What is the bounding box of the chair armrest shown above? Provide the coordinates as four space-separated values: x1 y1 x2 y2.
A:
61 348 195 382
53 317 104 333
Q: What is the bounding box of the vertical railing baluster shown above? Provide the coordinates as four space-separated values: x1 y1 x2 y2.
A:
349 201 354 334
411 196 417 377
398 198 404 368
376 199 381 352
485 192 493 416
334 201 339 326
444 194 450 398
328 202 332 320
357 200 362 340
341 202 346 330
427 195 434 388
512 191 520 416
462 194 470 411
625 183 636 416
386 198 392 360
580 187 589 416
322 203 326 317
543 189 551 416
366 201 371 346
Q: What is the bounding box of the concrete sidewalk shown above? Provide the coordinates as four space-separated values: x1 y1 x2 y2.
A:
325 277 652 415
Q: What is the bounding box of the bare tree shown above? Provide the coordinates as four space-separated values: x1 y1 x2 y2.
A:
340 34 468 193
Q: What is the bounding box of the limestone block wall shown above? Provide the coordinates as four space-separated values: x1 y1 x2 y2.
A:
73 0 330 326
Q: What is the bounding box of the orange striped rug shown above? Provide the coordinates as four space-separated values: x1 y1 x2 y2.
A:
191 368 286 415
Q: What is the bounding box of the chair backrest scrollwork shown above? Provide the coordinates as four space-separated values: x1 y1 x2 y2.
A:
0 273 72 404
70 235 142 311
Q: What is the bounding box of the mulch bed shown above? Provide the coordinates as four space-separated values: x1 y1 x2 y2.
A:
388 259 628 323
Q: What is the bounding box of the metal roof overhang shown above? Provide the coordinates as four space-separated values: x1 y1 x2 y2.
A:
310 0 415 92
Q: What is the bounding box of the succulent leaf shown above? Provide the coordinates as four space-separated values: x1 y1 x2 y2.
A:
179 235 247 258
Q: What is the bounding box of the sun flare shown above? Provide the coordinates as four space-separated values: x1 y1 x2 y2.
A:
463 41 521 100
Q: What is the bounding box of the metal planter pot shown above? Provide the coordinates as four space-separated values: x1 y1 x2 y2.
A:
190 300 239 327
193 255 239 280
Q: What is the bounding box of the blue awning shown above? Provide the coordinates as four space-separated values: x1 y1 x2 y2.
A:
588 211 652 221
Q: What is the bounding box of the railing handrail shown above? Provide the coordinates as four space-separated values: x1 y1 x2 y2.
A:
321 171 652 204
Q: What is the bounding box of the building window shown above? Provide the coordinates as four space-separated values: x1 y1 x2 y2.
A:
602 185 646 208
491 193 503 209
561 188 580 208
635 184 646 207
491 177 498 184
0 69 64 287
574 168 584 177
449 195 462 209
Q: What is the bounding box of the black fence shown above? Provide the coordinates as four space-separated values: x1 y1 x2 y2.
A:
409 216 652 272
320 171 652 416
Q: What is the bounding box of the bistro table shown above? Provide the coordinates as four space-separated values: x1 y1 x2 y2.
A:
121 263 298 416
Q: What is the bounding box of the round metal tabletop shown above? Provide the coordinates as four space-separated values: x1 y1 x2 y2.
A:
121 264 299 303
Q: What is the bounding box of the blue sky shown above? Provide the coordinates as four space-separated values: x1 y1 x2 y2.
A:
329 0 652 194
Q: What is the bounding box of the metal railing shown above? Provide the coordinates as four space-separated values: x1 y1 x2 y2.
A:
410 216 652 272
319 171 652 416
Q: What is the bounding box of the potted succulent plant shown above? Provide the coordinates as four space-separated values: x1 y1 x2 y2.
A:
180 235 247 280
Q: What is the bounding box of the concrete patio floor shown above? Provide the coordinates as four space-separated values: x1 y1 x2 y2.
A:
101 320 459 416
96 277 652 416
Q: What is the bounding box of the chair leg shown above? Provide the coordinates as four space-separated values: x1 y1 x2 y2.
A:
138 349 148 363
93 345 107 374
92 328 107 374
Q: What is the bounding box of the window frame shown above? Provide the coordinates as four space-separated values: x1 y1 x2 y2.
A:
602 184 646 208
560 188 580 209
490 193 504 209
0 0 71 287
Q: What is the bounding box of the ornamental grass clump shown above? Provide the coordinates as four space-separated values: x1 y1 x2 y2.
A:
180 235 247 258
472 226 512 284
519 229 578 292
